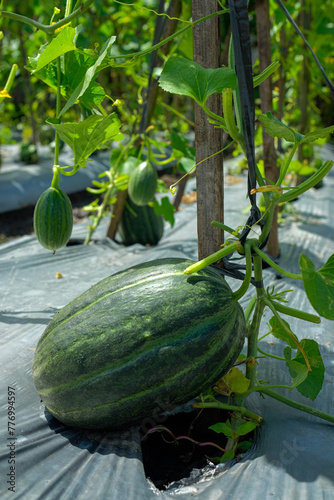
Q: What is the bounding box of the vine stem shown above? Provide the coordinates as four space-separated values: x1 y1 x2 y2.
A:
184 241 240 274
253 387 334 424
0 0 95 35
244 254 266 391
277 141 298 186
111 9 229 61
193 401 263 423
254 246 302 279
232 242 252 302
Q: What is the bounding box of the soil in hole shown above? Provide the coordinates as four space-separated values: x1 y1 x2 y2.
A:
140 407 229 490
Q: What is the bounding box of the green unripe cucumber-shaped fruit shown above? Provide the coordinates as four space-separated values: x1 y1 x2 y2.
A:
33 187 73 251
128 160 158 206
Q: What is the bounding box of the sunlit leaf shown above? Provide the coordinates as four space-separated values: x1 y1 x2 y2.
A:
60 36 116 116
214 367 250 396
30 26 80 72
47 114 123 166
300 253 334 320
159 56 237 106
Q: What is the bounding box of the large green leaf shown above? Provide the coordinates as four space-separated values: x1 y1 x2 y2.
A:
30 26 80 72
258 112 302 143
268 316 299 348
258 112 334 145
47 114 123 166
62 51 105 110
59 36 116 116
300 253 334 320
286 339 325 400
159 56 237 106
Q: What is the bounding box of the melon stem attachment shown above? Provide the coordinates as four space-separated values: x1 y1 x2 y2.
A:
184 241 239 274
51 165 60 190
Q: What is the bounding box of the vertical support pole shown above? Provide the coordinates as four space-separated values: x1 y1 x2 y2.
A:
255 0 280 258
192 1 224 261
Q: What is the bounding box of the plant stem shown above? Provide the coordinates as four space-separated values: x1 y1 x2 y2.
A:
263 297 312 371
255 387 334 424
111 9 229 61
277 141 298 186
254 246 302 279
257 347 286 361
232 242 252 301
222 88 244 150
53 57 62 167
0 0 95 35
194 401 263 423
65 0 73 17
244 296 257 325
211 221 241 238
245 254 266 390
184 241 239 274
277 160 334 204
51 165 60 190
270 299 321 324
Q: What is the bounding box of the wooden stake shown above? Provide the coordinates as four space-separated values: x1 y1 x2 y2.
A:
192 0 224 261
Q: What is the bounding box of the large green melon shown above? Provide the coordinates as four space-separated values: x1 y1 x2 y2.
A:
32 258 246 430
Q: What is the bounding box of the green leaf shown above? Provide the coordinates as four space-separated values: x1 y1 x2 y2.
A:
287 160 314 176
209 420 234 439
235 421 258 437
62 51 105 110
170 130 195 159
300 253 334 320
218 448 236 463
285 357 309 388
179 157 196 173
300 125 334 144
47 114 123 166
152 197 175 227
258 112 303 143
159 56 237 106
30 26 80 72
268 316 299 349
286 339 325 400
215 367 250 396
60 36 116 116
237 440 253 452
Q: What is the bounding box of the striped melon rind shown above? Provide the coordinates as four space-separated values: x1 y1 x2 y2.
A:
32 258 246 430
118 198 164 246
33 187 73 251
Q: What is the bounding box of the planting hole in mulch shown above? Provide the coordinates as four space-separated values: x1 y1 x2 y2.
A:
140 407 236 490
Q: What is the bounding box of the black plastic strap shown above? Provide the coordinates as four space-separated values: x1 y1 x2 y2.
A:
228 0 267 247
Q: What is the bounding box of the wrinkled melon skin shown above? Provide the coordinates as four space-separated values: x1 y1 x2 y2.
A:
33 187 73 251
32 258 246 430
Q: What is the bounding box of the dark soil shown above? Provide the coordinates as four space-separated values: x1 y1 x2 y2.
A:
140 407 229 490
0 190 94 245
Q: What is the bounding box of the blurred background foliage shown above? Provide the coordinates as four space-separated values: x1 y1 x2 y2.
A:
0 0 333 152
